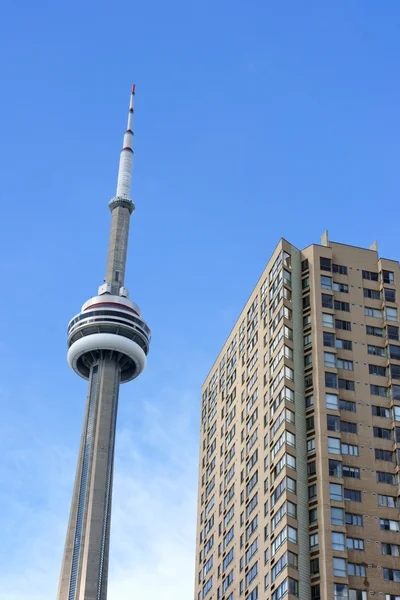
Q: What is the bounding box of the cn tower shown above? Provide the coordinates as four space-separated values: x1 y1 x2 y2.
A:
57 86 151 600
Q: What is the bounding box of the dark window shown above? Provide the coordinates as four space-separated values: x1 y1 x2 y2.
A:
323 332 335 347
346 513 362 526
372 406 390 417
321 293 333 309
364 288 381 299
307 461 316 476
362 270 379 281
344 488 361 502
308 484 317 499
327 415 340 432
367 325 383 337
373 427 392 440
310 558 319 575
311 585 320 600
369 364 387 376
305 373 313 388
302 259 309 272
339 399 356 412
390 364 400 380
303 295 311 309
325 372 337 389
389 345 400 361
382 270 394 284
343 466 360 479
333 282 348 293
306 416 315 431
309 508 317 523
339 379 355 391
370 384 387 397
329 459 342 477
302 277 310 290
392 385 400 400
335 301 350 312
333 264 348 275
341 421 357 434
384 288 396 303
336 320 351 331
376 471 395 484
336 339 352 350
387 325 399 341
375 449 393 462
320 257 331 272
368 345 385 357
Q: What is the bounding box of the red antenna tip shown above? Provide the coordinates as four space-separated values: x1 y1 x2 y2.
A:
131 84 136 94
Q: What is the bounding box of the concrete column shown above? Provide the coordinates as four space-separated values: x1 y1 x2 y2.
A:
105 206 131 292
57 358 120 600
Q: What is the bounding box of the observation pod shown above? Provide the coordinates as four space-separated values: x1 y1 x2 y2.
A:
67 294 151 383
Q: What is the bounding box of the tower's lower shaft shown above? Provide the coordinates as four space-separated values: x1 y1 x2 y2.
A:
57 358 121 600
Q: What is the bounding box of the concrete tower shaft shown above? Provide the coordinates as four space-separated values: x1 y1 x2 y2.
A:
57 86 151 600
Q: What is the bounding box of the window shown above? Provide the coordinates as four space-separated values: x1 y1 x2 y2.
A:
330 483 343 501
376 471 395 485
338 359 353 371
322 313 334 328
366 325 383 337
365 307 382 318
390 364 400 380
384 288 396 302
311 585 320 600
333 557 346 577
348 563 366 577
341 443 358 456
373 426 392 440
368 345 385 357
369 364 387 376
331 507 344 525
349 591 367 600
364 288 381 299
346 513 363 526
310 533 318 549
309 508 318 523
326 393 339 409
328 437 341 454
387 325 399 340
302 259 309 272
321 275 332 289
382 542 400 556
370 384 388 397
334 282 349 293
324 352 336 367
389 345 400 360
386 307 398 321
380 519 399 532
362 270 378 281
340 421 357 433
343 466 360 479
346 537 364 551
383 568 400 582
320 257 331 271
329 459 342 477
333 264 348 275
327 415 340 432
335 301 350 312
302 276 310 290
375 448 393 462
332 532 345 551
339 399 356 412
336 338 352 350
378 494 397 508
322 293 333 309
339 379 355 391
304 333 312 346
382 270 394 284
336 319 351 331
325 372 337 388
310 557 319 575
334 584 348 600
344 489 361 502
308 484 317 500
324 332 335 347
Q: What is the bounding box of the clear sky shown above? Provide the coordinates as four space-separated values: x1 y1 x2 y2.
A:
0 1 399 598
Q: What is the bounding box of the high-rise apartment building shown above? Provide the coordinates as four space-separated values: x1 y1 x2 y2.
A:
195 233 400 600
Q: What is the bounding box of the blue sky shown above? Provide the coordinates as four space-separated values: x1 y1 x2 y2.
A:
0 1 399 598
